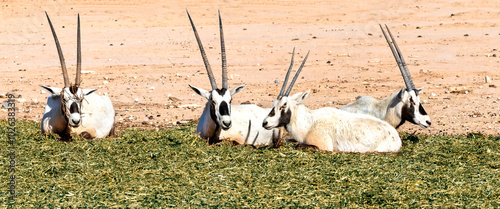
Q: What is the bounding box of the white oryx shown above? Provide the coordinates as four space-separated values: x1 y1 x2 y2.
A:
41 13 115 140
341 25 431 129
262 49 401 153
186 11 280 146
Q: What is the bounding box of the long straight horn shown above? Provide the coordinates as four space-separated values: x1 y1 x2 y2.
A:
278 48 295 98
284 50 310 96
75 14 82 87
379 24 415 90
186 10 218 90
46 12 70 87
385 24 415 90
219 10 228 89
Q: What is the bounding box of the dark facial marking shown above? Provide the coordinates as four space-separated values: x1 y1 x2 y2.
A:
209 100 218 122
208 100 221 144
219 101 230 116
69 102 80 114
268 108 276 117
215 88 228 96
398 102 416 128
278 109 292 128
69 85 78 94
418 104 427 115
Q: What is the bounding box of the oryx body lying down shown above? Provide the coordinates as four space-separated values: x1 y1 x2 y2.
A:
196 101 279 146
187 11 280 146
280 102 401 152
41 13 115 140
263 49 401 153
341 25 431 129
41 86 115 139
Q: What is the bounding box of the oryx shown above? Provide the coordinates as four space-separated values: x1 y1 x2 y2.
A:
341 25 431 129
41 12 115 140
263 49 401 153
187 10 280 146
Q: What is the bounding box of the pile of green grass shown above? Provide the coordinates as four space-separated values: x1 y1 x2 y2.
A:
1 120 499 207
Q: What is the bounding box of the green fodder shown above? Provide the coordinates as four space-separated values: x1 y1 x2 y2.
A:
0 120 499 207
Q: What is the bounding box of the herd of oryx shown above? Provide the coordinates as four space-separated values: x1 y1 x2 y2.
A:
40 11 432 153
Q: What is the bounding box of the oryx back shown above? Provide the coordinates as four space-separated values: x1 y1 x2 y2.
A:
306 107 401 152
340 96 386 119
75 93 114 138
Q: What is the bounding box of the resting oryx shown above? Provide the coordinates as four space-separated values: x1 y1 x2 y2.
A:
341 25 431 129
186 11 280 146
41 13 115 140
262 49 401 153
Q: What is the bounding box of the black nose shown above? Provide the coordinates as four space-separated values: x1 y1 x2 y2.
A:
427 121 431 126
262 121 268 127
72 119 80 124
223 121 231 127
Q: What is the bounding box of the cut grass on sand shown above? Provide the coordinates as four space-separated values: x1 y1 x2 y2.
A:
1 120 499 207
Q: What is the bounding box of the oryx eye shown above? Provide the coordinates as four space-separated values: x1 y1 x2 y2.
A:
280 102 287 110
410 98 416 105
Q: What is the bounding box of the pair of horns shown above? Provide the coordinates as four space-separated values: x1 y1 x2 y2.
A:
278 48 310 98
379 24 415 91
187 10 228 90
46 12 82 88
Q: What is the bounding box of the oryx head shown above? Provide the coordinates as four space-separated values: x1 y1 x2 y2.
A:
263 49 310 130
42 12 97 128
380 24 431 128
186 10 246 130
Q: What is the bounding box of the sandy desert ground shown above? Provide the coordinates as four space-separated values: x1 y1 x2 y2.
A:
0 0 499 136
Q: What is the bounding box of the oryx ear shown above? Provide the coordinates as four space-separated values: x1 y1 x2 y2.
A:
290 90 310 104
41 85 61 96
230 84 246 96
399 89 411 101
415 87 424 95
188 84 211 100
397 88 406 99
83 89 98 96
398 88 406 100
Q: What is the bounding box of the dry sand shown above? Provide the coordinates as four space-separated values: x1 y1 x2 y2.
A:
1 0 499 136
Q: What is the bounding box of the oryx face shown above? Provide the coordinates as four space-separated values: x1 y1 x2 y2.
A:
41 86 97 128
61 87 84 127
401 88 431 128
211 89 232 129
189 84 246 130
263 91 310 130
263 98 291 130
